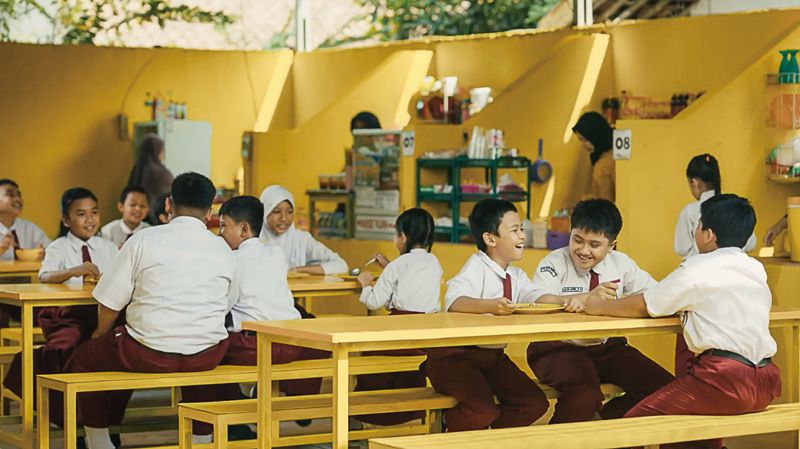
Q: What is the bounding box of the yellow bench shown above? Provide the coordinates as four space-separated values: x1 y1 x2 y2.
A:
179 387 456 449
369 403 800 449
177 379 624 449
36 355 428 449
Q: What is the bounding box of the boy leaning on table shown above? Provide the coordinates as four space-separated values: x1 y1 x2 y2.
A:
425 199 549 432
585 194 780 449
526 199 673 423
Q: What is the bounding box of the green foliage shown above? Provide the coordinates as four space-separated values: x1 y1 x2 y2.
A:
0 0 233 44
355 0 560 41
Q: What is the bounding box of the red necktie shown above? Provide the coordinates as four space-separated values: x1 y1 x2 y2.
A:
124 233 133 242
589 269 599 290
502 273 512 300
81 245 92 263
10 230 20 259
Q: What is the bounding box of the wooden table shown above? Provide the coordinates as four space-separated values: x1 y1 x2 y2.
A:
0 261 40 283
288 275 362 315
243 307 800 449
0 284 94 449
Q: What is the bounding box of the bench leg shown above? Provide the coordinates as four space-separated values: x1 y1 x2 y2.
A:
429 409 443 434
179 415 192 449
257 333 274 449
213 422 228 449
38 382 50 449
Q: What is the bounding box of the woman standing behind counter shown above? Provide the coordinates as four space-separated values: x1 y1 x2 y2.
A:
128 134 173 224
573 112 615 202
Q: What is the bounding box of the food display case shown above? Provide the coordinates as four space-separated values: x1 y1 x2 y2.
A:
351 129 402 240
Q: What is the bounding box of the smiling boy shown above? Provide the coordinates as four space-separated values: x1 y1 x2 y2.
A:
0 178 50 260
425 199 549 431
526 199 673 423
101 186 151 248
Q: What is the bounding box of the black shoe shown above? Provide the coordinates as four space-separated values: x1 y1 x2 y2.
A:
228 424 256 441
295 419 312 427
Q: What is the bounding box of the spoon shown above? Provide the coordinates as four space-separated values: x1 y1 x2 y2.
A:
349 257 377 276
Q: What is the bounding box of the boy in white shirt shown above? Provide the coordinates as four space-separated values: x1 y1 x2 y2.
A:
0 178 50 261
100 185 151 248
527 199 673 423
586 194 780 449
65 173 236 449
425 199 548 431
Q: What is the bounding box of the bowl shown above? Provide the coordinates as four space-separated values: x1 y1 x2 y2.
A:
15 248 43 262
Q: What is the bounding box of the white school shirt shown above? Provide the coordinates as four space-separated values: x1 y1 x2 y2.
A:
259 185 348 275
643 247 776 364
674 190 756 259
38 232 118 285
445 252 538 349
93 216 236 355
228 238 300 332
529 247 656 346
0 218 51 261
359 249 442 313
101 219 151 249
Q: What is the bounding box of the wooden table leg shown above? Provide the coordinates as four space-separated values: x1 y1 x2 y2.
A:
257 333 273 449
20 304 33 449
793 324 800 449
332 346 349 449
64 386 77 449
37 380 50 449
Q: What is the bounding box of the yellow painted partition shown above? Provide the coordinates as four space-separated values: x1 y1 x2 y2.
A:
0 43 292 236
250 50 433 198
615 15 800 371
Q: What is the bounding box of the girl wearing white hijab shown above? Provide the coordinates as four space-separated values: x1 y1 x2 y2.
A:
259 185 348 275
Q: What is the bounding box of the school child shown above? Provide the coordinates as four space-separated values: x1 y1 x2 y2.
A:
3 187 118 426
354 208 442 425
259 185 348 275
527 199 673 423
586 194 780 449
152 192 170 225
100 185 151 247
425 199 549 431
0 178 50 261
674 153 755 259
673 153 757 375
65 173 235 449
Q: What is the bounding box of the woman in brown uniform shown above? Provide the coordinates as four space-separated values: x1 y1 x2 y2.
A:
573 112 615 202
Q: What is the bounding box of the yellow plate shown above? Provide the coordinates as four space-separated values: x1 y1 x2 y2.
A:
513 303 565 314
287 272 311 279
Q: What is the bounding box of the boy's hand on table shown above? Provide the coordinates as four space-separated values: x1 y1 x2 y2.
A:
564 296 587 313
72 262 100 278
489 298 516 316
357 272 374 288
584 295 605 315
588 282 618 302
373 252 390 268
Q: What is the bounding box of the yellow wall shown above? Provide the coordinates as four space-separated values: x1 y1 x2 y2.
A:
1 43 291 236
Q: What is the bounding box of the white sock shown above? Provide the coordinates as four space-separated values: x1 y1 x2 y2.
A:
84 426 115 449
239 382 256 398
247 423 257 433
192 434 213 444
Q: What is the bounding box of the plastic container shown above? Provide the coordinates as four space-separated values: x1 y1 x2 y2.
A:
546 231 570 250
788 197 800 262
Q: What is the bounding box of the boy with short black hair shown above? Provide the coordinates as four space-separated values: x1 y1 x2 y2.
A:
101 185 151 248
425 199 549 431
586 194 780 449
0 178 50 260
66 172 235 449
526 198 673 423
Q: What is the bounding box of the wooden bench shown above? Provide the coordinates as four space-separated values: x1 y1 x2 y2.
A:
368 403 800 449
177 380 624 449
36 354 428 449
179 387 456 449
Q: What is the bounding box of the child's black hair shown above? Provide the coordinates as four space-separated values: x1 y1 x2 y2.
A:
153 192 170 224
58 187 98 237
0 179 19 189
394 208 435 253
350 111 382 130
119 185 149 204
219 196 264 237
699 193 755 249
170 172 216 211
686 153 721 195
571 198 623 241
469 199 517 252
